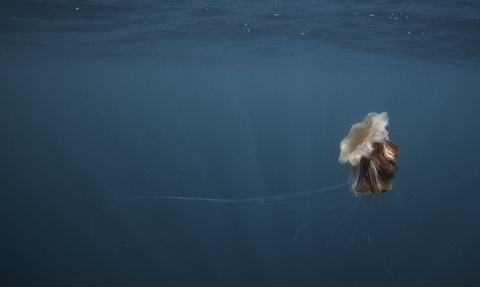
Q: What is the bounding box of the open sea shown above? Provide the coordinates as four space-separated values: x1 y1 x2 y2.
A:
1 1 479 286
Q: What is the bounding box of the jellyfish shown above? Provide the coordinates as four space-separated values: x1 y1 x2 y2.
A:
339 112 399 195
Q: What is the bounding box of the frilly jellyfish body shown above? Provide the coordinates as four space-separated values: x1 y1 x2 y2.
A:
339 112 399 195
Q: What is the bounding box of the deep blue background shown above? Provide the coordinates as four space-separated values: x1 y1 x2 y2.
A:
1 1 480 287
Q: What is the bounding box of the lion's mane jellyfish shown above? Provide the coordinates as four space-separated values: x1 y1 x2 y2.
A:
339 112 399 195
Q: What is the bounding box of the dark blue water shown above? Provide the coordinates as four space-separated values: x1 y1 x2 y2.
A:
1 1 479 287
2 0 480 65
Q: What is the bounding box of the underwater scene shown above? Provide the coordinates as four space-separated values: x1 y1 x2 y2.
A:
1 1 479 286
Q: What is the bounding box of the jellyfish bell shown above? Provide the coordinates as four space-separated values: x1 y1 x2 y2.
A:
339 112 399 195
